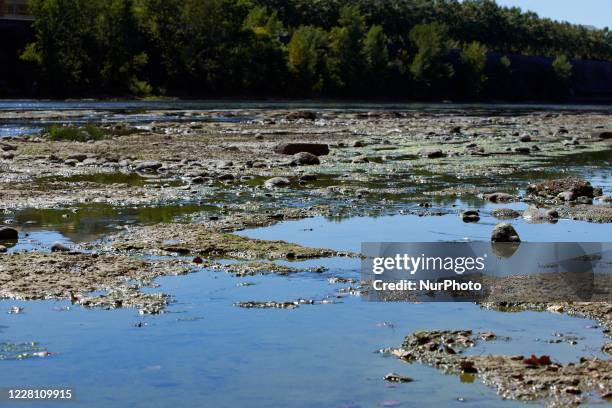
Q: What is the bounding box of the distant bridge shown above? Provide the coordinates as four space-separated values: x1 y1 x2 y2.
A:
0 0 33 21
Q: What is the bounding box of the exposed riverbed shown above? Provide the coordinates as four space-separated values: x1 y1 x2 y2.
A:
0 101 611 407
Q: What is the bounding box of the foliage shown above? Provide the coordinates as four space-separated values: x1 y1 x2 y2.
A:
16 0 612 99
552 55 573 81
287 26 328 93
363 25 389 88
459 41 488 95
409 23 454 85
326 5 367 92
46 124 109 142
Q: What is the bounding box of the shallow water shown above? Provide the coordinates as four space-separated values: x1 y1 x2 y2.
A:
1 211 611 407
1 261 608 408
1 100 611 406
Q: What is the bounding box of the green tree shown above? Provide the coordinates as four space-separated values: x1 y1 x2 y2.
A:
327 5 366 92
362 25 389 89
408 23 454 86
287 26 328 93
459 41 488 95
96 0 149 94
552 54 573 81
22 0 102 93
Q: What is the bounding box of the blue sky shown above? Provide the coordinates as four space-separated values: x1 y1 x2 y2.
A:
495 0 611 29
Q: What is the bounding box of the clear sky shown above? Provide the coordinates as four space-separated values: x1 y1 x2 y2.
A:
494 0 611 29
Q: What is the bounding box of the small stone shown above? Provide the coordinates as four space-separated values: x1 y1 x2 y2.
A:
461 210 480 223
492 208 520 219
460 360 477 373
520 134 532 142
50 242 71 252
419 148 444 158
558 191 575 201
480 331 496 341
514 146 530 154
546 304 564 313
384 373 413 383
264 177 290 188
484 192 515 203
352 155 369 164
135 161 163 172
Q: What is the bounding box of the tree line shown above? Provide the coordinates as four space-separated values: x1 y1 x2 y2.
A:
18 0 612 98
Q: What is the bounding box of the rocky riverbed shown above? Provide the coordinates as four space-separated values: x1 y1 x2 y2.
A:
0 105 611 406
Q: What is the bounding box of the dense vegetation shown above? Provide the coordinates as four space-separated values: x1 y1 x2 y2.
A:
16 0 612 99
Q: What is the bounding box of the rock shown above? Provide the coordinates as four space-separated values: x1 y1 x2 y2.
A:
299 174 317 182
480 332 496 341
514 146 530 154
520 134 532 142
2 152 15 160
273 143 329 156
264 177 290 188
285 111 317 120
527 178 594 198
545 209 559 219
0 227 18 240
291 152 320 166
491 223 521 243
0 245 7 253
50 242 71 252
217 174 235 181
64 159 78 167
547 304 565 313
598 195 612 203
593 187 603 197
351 140 364 147
0 143 17 151
450 126 462 134
66 154 87 162
591 130 612 140
522 206 558 222
135 161 163 172
419 148 444 158
352 155 369 164
557 191 575 201
576 196 593 204
461 210 480 223
384 373 413 383
460 360 478 373
484 192 515 203
492 208 520 219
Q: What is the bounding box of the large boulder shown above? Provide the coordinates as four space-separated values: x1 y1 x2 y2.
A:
285 111 317 120
491 223 521 243
291 152 320 166
274 143 329 156
0 227 18 241
527 178 594 198
264 177 290 188
591 130 612 140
